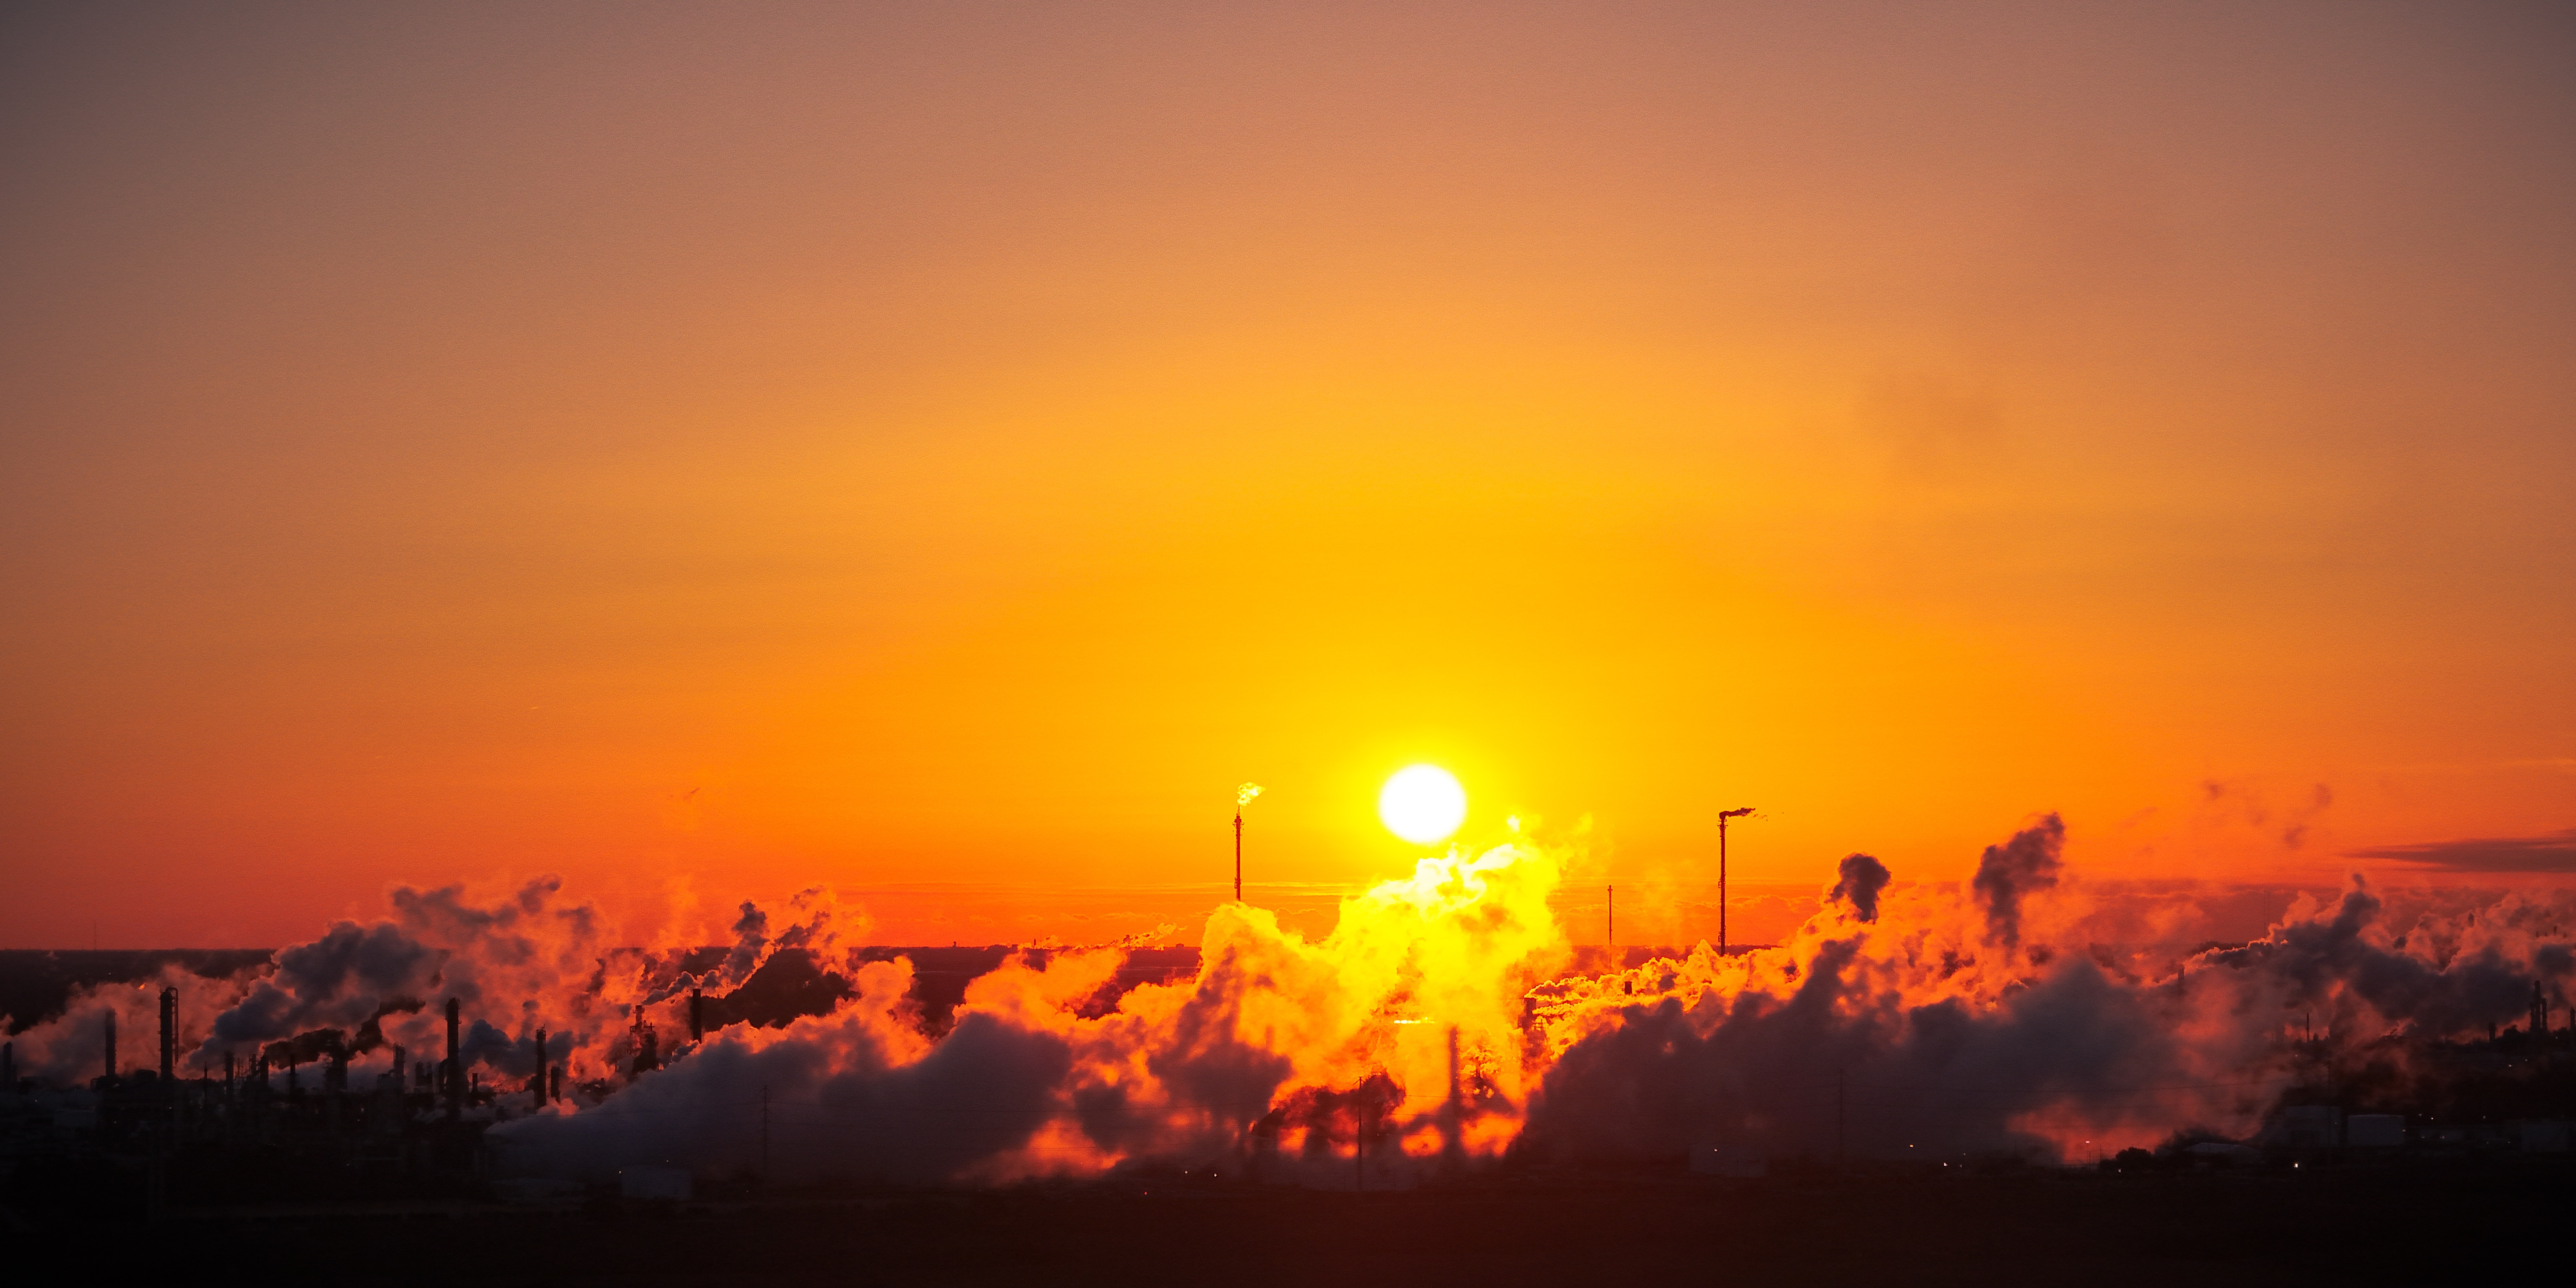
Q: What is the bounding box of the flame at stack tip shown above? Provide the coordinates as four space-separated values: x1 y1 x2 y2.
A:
1238 782 1262 806
11 813 2571 1189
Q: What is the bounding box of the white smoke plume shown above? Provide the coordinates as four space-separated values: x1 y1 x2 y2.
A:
10 814 2570 1184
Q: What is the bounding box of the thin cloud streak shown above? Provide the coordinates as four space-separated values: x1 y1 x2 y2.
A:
2352 829 2576 874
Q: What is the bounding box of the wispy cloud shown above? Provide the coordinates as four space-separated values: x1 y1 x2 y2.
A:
2350 829 2576 873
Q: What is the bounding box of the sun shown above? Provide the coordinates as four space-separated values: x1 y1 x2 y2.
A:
1378 764 1467 845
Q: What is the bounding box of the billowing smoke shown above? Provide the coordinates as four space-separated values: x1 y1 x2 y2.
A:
1828 853 1890 923
3 963 252 1086
10 813 2571 1185
715 901 770 990
1970 813 2064 951
181 876 617 1077
205 921 436 1054
1520 832 2571 1167
492 844 1562 1185
2191 883 2566 1038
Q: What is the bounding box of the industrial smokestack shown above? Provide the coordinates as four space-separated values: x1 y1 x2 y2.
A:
631 1012 661 1076
689 988 703 1042
160 985 176 1082
1442 1026 1466 1171
1234 782 1262 903
1717 807 1756 955
444 997 461 1121
326 1048 345 1135
103 1009 116 1085
533 1028 549 1107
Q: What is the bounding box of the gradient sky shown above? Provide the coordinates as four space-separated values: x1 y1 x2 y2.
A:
5 2 2571 947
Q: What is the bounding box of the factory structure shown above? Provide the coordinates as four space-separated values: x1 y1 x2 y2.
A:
1 955 2571 1214
0 983 563 1210
0 944 1200 1213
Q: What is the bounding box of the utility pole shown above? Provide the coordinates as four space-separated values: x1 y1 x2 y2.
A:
1718 807 1755 955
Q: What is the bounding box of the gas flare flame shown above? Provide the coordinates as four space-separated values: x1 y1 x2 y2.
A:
1238 782 1263 807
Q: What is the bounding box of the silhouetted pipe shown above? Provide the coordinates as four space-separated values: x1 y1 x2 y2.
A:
160 985 176 1082
444 998 461 1121
689 988 704 1042
1718 806 1756 955
533 1028 548 1106
1442 1026 1465 1169
104 1010 116 1085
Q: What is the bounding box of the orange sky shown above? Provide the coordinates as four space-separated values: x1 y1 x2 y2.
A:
4 3 2570 947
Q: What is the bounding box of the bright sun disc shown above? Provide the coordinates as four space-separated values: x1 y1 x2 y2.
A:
1378 765 1467 845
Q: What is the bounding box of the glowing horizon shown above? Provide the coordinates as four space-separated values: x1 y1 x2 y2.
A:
3 3 2569 950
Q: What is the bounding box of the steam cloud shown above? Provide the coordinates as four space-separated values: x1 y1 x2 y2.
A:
1828 853 1891 923
8 814 2571 1186
1970 813 2064 951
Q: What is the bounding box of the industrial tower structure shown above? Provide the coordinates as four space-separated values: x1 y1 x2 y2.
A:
1719 807 1755 955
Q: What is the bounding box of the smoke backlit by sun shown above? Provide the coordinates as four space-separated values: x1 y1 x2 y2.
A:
12 806 2565 1193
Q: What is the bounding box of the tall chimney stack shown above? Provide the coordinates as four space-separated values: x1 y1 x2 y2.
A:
104 1010 117 1085
689 988 704 1042
444 997 462 1121
533 1028 548 1107
160 986 176 1082
1717 807 1756 956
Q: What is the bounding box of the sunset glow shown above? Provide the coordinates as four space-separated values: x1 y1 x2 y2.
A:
3 5 2567 952
4 4 2571 1235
